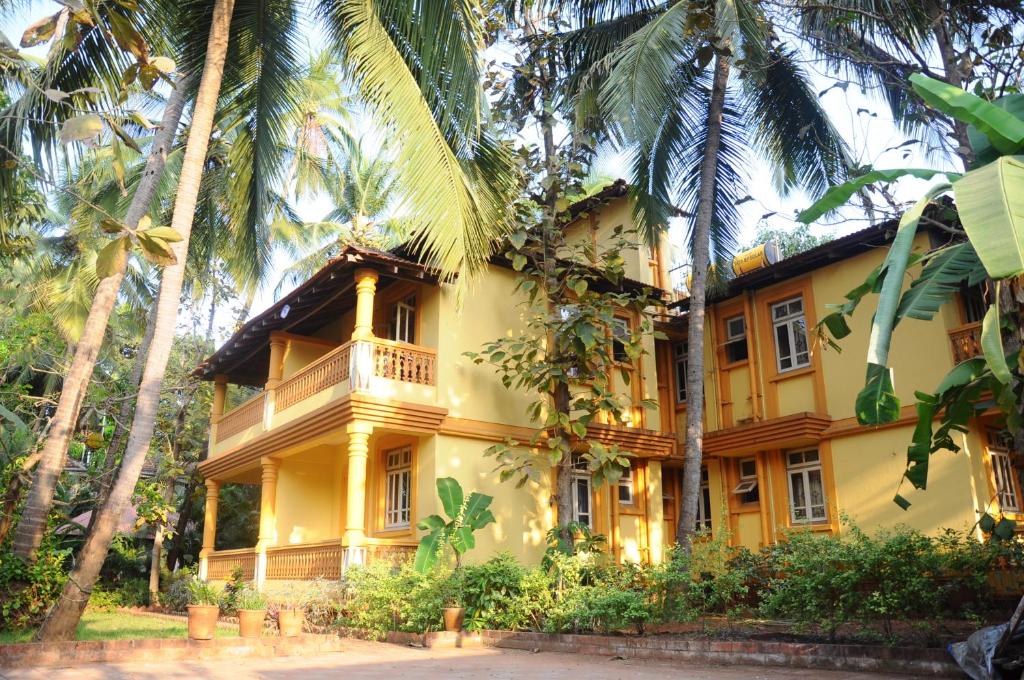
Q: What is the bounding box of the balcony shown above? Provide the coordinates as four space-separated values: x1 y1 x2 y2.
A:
948 322 981 365
213 337 438 454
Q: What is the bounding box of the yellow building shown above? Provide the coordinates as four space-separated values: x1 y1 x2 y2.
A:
195 185 1019 585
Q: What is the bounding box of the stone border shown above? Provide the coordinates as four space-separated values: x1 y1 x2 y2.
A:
478 630 963 678
0 634 342 668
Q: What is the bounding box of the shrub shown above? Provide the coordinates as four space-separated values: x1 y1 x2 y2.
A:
219 567 247 614
0 543 69 629
341 562 448 638
264 578 346 631
160 566 196 612
187 579 221 606
461 553 533 631
235 587 267 611
88 578 149 611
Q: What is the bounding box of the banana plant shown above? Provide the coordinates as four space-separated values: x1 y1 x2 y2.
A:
801 74 1024 520
413 477 495 574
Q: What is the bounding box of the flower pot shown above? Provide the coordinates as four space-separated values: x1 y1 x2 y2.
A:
238 608 267 638
278 608 304 637
442 606 465 632
187 604 220 640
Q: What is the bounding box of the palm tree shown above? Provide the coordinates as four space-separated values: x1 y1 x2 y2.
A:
276 137 407 296
561 0 851 549
37 0 519 639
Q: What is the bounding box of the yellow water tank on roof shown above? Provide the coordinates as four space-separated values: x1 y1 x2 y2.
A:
731 241 781 276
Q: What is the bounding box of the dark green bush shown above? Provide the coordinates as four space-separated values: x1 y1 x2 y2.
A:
0 542 69 629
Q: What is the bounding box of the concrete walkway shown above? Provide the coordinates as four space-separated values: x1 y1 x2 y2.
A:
0 637 914 679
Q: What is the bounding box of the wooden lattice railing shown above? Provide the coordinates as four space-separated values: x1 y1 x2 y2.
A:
266 541 343 580
216 393 265 442
275 343 351 413
207 548 256 580
949 322 982 364
366 542 417 566
371 338 436 385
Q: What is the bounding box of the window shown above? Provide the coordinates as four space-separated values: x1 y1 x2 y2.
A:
618 464 634 505
771 297 810 372
383 446 413 529
674 341 688 402
612 317 632 363
989 430 1020 512
732 457 759 504
723 315 749 364
787 449 827 524
571 454 593 528
389 296 416 344
695 466 712 531
962 283 989 324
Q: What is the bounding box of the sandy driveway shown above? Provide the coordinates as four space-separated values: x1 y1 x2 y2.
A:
0 637 913 679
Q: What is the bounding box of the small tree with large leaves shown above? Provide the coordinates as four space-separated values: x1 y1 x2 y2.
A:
413 477 495 573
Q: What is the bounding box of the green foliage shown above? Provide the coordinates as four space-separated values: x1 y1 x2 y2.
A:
414 477 495 573
234 586 266 611
158 565 196 612
541 521 607 572
468 226 662 493
0 543 70 629
262 578 346 631
747 224 830 259
186 579 221 607
87 579 149 611
218 566 247 614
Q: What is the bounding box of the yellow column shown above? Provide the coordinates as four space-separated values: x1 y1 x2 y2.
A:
210 375 228 449
212 375 228 422
352 269 379 341
266 336 287 389
646 460 665 564
199 479 221 580
255 457 280 588
343 421 373 568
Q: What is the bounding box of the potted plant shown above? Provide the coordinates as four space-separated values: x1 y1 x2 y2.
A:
186 580 221 640
235 587 267 638
441 569 466 633
276 596 305 637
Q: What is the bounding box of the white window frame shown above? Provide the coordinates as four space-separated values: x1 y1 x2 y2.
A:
570 454 593 528
989 431 1020 512
389 295 416 344
786 449 828 524
383 446 413 529
673 341 688 403
723 315 748 364
695 466 712 531
732 457 758 496
618 464 634 505
771 297 811 373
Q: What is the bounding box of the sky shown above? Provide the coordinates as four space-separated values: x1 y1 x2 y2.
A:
1 3 962 334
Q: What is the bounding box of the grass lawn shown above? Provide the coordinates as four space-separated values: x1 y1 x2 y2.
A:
0 609 237 643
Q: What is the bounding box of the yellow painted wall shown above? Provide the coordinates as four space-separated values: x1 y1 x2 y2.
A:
281 340 332 379
829 425 979 535
429 433 554 564
274 448 340 544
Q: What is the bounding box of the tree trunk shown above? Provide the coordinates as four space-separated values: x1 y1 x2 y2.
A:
88 299 160 535
38 0 235 639
677 54 731 553
11 72 192 561
164 464 200 571
0 450 43 545
932 22 974 168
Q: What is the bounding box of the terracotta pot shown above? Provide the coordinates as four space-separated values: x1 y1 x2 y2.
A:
442 606 465 632
238 609 266 638
278 608 304 637
187 604 220 640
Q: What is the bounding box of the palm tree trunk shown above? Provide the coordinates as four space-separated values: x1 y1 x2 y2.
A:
677 54 731 553
88 300 160 535
164 463 200 570
38 0 236 640
11 73 191 561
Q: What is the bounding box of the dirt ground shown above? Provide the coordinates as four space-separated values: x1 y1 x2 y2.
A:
0 637 913 679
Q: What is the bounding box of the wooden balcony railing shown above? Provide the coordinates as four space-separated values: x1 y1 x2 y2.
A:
207 547 256 580
949 322 982 365
216 393 265 443
266 541 343 580
275 342 352 413
366 541 417 566
371 338 436 386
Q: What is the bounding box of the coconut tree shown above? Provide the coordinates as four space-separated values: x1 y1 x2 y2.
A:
37 0 518 639
561 0 852 549
276 137 407 296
